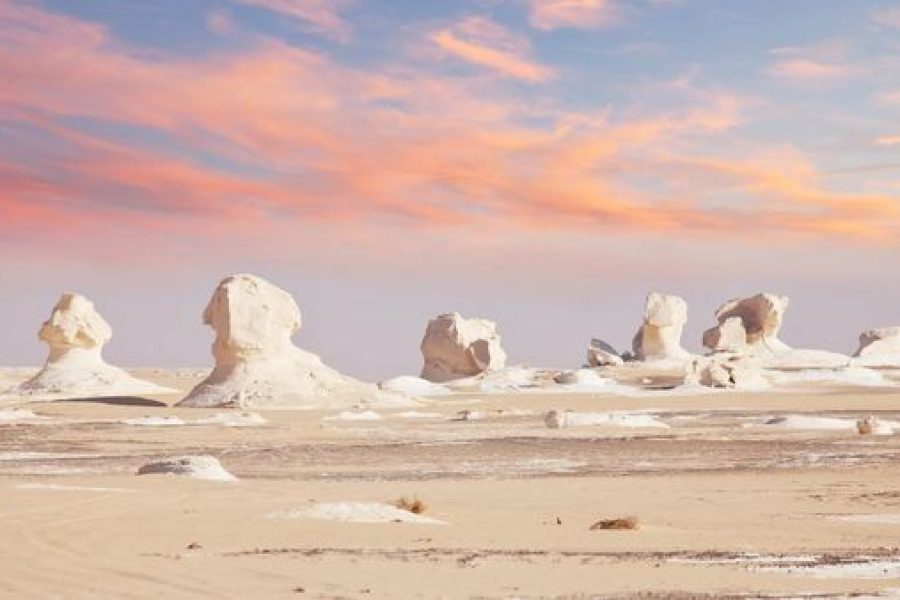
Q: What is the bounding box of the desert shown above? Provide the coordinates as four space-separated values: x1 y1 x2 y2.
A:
3 280 900 598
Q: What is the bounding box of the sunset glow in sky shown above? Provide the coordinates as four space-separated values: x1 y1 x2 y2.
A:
1 0 899 377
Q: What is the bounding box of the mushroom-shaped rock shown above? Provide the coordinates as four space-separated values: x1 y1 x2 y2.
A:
177 274 405 409
702 293 791 356
586 339 624 367
631 292 691 362
136 455 237 481
853 327 900 367
420 313 507 382
7 293 170 399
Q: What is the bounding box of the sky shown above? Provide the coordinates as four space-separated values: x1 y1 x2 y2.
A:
0 0 899 379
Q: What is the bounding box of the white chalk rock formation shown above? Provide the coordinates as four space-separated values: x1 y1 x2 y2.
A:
136 455 237 481
702 293 790 356
586 339 624 367
702 293 850 369
177 274 406 409
853 327 900 367
420 312 507 382
7 293 170 399
632 292 691 362
685 356 769 390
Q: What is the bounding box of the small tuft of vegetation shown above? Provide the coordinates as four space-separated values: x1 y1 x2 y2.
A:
590 516 639 531
393 496 427 514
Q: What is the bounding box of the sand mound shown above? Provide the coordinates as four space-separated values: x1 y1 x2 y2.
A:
121 415 186 427
136 455 237 481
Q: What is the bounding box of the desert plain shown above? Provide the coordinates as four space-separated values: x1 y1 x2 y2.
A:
4 367 900 599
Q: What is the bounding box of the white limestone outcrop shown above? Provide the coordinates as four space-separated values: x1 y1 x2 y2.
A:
853 327 900 368
702 293 848 370
632 292 691 363
702 293 790 356
420 312 507 382
6 293 170 399
684 356 769 390
177 274 407 409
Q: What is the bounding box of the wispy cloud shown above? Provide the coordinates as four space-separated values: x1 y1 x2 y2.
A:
875 135 900 147
430 16 553 82
871 7 900 29
527 0 619 30
234 0 353 42
0 1 897 254
766 58 854 82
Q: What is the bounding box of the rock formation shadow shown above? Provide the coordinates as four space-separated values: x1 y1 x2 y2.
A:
53 396 168 407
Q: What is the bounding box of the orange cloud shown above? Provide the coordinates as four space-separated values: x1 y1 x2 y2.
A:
875 135 900 147
430 17 553 82
528 0 618 30
234 0 353 42
0 0 897 254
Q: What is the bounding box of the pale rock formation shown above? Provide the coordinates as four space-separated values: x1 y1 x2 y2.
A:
702 293 790 356
586 339 624 367
177 274 406 409
685 356 769 390
632 292 691 362
136 455 237 481
553 369 613 390
420 312 507 382
7 293 170 399
544 409 669 429
702 293 849 370
853 327 900 367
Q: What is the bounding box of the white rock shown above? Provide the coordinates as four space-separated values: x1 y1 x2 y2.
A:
177 274 405 409
703 293 790 356
544 409 669 429
853 327 900 367
193 412 267 427
268 502 445 524
420 312 507 382
586 339 624 367
686 356 769 390
5 293 172 399
136 455 237 481
121 415 186 427
857 416 894 436
632 292 691 363
378 375 451 396
553 369 613 390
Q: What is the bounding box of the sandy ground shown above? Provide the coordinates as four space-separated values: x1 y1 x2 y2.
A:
4 368 900 598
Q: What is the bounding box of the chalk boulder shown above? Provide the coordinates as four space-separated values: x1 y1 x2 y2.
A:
7 293 170 399
702 293 790 356
177 274 406 409
586 339 624 367
632 292 691 362
420 312 507 382
853 327 900 367
685 356 769 390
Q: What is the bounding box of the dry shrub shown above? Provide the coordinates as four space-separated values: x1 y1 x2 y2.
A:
394 496 427 514
590 516 639 530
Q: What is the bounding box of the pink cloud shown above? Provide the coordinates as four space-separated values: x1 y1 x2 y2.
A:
766 58 854 82
0 0 897 256
430 16 553 82
528 0 618 30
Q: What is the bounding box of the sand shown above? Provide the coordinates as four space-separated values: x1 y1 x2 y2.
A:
3 367 900 598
